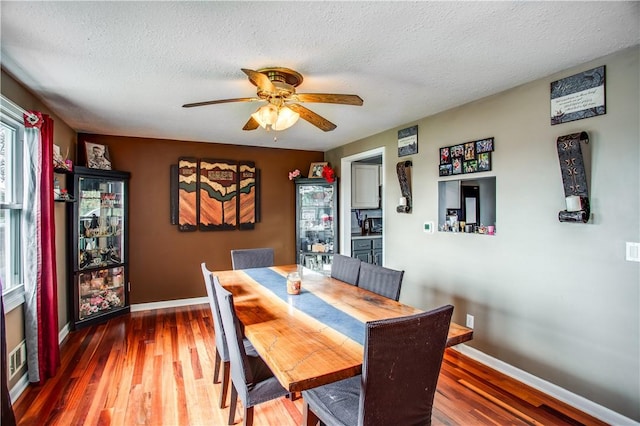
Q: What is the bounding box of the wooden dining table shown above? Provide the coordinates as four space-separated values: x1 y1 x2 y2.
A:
214 264 473 392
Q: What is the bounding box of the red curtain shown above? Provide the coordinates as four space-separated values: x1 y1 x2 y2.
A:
37 114 60 381
24 111 60 383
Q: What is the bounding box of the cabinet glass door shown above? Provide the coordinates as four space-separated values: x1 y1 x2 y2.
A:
296 180 337 273
76 176 126 320
77 177 125 270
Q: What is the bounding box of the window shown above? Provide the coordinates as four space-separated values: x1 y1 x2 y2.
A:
1 95 26 311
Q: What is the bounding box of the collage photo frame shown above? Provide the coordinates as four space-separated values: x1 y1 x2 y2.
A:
439 137 494 177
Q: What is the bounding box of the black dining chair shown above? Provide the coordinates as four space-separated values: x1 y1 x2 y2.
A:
330 254 361 285
200 263 258 409
230 248 274 270
302 305 454 426
212 275 288 426
356 262 404 301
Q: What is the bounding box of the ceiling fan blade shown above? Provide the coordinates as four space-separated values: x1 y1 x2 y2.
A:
242 116 260 131
288 104 337 132
182 97 258 108
295 93 363 106
241 68 276 92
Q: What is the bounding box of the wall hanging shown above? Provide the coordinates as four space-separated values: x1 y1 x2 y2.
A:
439 137 494 176
176 158 198 231
396 160 412 213
398 125 418 157
551 65 606 125
556 131 590 223
171 158 260 231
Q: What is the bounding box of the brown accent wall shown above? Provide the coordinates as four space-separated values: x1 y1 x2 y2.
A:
77 133 322 304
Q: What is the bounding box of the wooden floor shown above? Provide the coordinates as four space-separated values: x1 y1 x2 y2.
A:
13 305 608 426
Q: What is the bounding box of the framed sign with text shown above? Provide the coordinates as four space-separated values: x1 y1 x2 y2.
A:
398 125 418 157
550 66 606 125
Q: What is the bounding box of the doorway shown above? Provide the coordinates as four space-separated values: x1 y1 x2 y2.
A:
339 147 385 263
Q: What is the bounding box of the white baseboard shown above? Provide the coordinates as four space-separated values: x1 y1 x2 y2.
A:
58 322 70 344
130 297 208 312
452 344 638 426
9 372 29 404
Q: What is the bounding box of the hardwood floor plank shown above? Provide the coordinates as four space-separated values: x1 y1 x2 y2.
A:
12 305 609 426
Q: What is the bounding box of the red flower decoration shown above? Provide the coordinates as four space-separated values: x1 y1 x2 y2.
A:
322 165 336 183
23 111 44 128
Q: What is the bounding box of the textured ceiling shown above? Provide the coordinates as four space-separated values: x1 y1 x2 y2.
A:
1 2 638 151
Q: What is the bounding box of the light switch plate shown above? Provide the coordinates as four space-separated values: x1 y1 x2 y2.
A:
626 242 640 262
423 221 434 233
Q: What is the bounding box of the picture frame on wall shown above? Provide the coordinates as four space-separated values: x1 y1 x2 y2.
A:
438 137 494 176
550 65 606 125
477 153 491 171
308 162 328 178
85 142 112 170
398 125 418 157
452 158 463 174
440 147 450 165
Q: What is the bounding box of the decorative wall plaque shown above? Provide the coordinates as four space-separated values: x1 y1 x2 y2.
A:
177 158 198 232
398 125 418 157
171 158 260 231
199 159 237 231
551 66 606 125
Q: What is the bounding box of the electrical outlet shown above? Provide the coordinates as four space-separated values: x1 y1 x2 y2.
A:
626 242 640 262
466 314 474 329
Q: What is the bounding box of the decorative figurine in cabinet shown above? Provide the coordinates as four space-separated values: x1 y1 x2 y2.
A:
67 166 130 329
295 177 339 274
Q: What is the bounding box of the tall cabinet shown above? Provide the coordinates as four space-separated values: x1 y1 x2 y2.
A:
67 166 130 329
295 178 339 274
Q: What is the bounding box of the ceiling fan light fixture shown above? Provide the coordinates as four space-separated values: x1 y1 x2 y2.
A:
273 106 299 131
251 104 278 129
251 104 299 131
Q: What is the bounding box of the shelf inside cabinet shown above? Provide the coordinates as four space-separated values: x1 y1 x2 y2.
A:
54 166 73 174
54 197 76 203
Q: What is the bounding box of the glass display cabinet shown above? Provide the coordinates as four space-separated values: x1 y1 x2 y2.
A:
67 166 130 329
295 178 339 274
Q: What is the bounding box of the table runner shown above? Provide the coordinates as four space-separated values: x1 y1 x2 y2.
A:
243 268 365 344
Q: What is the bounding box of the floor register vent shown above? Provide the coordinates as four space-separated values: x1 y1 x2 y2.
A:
8 340 27 379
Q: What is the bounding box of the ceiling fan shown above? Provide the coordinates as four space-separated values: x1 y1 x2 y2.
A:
182 67 363 132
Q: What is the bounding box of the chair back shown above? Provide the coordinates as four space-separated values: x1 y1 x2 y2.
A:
359 305 454 426
231 248 274 270
330 254 361 285
200 263 228 361
357 262 404 301
212 275 255 403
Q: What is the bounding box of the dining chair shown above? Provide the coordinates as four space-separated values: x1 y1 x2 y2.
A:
330 254 361 285
212 275 288 426
302 304 454 426
200 263 258 409
356 262 404 301
230 248 274 270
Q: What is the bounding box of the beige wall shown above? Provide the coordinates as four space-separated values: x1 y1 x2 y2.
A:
326 46 640 420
